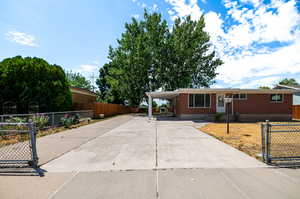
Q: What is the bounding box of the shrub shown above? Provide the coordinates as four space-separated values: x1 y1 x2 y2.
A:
0 56 72 114
214 113 224 122
61 114 80 128
32 114 49 129
6 117 26 123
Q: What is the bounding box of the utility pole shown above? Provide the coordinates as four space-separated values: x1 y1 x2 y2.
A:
89 73 96 92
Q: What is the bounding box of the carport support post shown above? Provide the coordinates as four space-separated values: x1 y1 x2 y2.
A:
148 95 152 119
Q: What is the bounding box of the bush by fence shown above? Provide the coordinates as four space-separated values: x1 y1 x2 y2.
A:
73 102 139 118
0 110 93 130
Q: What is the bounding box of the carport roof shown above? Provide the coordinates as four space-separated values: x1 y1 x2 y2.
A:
146 91 179 99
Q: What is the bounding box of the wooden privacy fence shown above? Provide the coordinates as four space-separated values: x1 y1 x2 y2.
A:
73 102 139 118
292 105 300 120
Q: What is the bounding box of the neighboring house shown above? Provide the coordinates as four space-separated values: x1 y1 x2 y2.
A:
70 87 97 104
274 84 300 120
146 88 296 121
274 84 300 106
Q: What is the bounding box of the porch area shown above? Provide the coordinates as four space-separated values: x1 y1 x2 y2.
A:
146 91 179 119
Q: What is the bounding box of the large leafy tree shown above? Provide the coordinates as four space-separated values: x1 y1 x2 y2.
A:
66 71 93 91
96 59 124 104
278 78 299 86
163 16 222 90
97 11 222 106
0 56 72 113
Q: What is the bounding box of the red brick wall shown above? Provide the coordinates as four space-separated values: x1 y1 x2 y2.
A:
175 93 216 115
232 94 292 114
175 93 292 115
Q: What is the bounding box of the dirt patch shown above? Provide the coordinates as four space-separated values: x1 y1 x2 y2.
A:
199 123 263 160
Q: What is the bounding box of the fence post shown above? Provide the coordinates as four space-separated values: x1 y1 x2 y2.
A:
265 120 271 164
51 113 55 127
261 123 266 163
28 120 38 168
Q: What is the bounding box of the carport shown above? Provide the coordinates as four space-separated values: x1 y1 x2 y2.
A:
146 91 179 118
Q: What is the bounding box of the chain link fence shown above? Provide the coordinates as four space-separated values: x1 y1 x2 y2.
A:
0 110 93 130
0 122 38 168
261 121 300 166
0 110 93 170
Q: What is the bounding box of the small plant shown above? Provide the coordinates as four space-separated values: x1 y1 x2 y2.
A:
214 113 224 122
32 114 49 129
6 116 26 123
74 113 80 124
61 114 80 128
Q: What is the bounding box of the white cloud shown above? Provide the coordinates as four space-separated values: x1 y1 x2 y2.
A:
92 60 100 65
203 0 300 88
152 4 158 11
165 0 202 21
76 64 98 73
132 14 140 19
216 37 300 85
5 31 38 47
164 0 300 88
239 76 282 88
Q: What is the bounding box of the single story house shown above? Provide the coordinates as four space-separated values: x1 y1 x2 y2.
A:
274 84 300 106
274 84 300 120
70 87 97 105
146 88 296 121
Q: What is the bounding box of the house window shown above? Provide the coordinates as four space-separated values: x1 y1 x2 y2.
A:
270 94 283 102
189 94 211 108
233 94 247 100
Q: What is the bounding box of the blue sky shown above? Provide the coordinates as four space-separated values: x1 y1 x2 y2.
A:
1 0 300 89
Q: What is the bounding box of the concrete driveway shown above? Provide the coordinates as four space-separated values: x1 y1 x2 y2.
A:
1 115 300 199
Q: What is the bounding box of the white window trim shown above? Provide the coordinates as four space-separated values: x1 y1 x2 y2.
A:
270 94 284 103
188 94 211 108
233 93 247 100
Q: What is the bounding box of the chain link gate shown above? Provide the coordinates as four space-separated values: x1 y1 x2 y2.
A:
0 122 38 169
261 121 300 166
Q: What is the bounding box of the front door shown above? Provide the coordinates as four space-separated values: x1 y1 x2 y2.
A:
216 94 225 113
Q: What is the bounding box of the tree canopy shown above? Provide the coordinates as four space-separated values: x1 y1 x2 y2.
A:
258 78 299 89
278 78 299 86
97 11 223 106
258 86 270 89
0 56 72 114
66 71 93 91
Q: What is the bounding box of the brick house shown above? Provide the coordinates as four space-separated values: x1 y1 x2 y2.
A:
70 87 97 105
146 88 296 121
